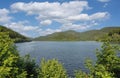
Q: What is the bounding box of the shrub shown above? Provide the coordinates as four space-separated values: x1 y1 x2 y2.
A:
38 58 67 78
0 32 27 78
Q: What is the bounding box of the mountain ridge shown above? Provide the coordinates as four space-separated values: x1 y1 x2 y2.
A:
0 25 31 42
34 27 120 41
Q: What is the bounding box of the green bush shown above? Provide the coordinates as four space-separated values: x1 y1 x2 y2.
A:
74 41 120 78
75 70 92 78
0 32 37 78
38 58 67 78
17 54 38 78
95 41 120 77
0 32 27 78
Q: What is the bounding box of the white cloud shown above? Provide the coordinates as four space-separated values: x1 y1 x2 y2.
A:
66 12 109 22
6 21 38 31
40 20 52 26
9 1 110 36
0 8 12 23
11 1 90 25
67 14 89 21
90 12 110 20
4 21 40 37
4 21 61 37
98 0 110 2
11 1 89 15
61 23 88 30
60 20 98 31
39 28 62 36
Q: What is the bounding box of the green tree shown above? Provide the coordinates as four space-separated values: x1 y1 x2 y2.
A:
0 32 27 78
75 70 92 78
96 41 120 77
17 54 38 78
38 59 67 78
75 41 120 78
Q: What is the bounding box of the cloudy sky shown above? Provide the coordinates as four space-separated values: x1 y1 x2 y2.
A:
0 0 120 37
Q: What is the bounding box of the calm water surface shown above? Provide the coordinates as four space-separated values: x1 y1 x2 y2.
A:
16 41 102 76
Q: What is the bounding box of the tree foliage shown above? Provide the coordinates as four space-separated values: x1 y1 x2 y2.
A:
76 41 120 78
95 41 120 77
0 32 120 78
0 32 27 78
16 54 38 78
38 58 67 78
0 32 38 78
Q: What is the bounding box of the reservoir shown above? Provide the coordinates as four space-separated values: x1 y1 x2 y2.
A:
16 41 102 76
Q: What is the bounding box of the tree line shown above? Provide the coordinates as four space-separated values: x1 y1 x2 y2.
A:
0 32 120 78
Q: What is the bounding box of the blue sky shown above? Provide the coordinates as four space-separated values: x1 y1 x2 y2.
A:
0 0 120 37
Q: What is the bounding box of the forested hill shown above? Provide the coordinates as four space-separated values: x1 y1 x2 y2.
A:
34 27 120 42
0 25 31 42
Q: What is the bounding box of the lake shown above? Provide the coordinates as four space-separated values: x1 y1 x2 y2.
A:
16 41 102 76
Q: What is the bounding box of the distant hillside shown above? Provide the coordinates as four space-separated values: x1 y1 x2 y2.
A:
0 25 31 42
34 27 120 42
